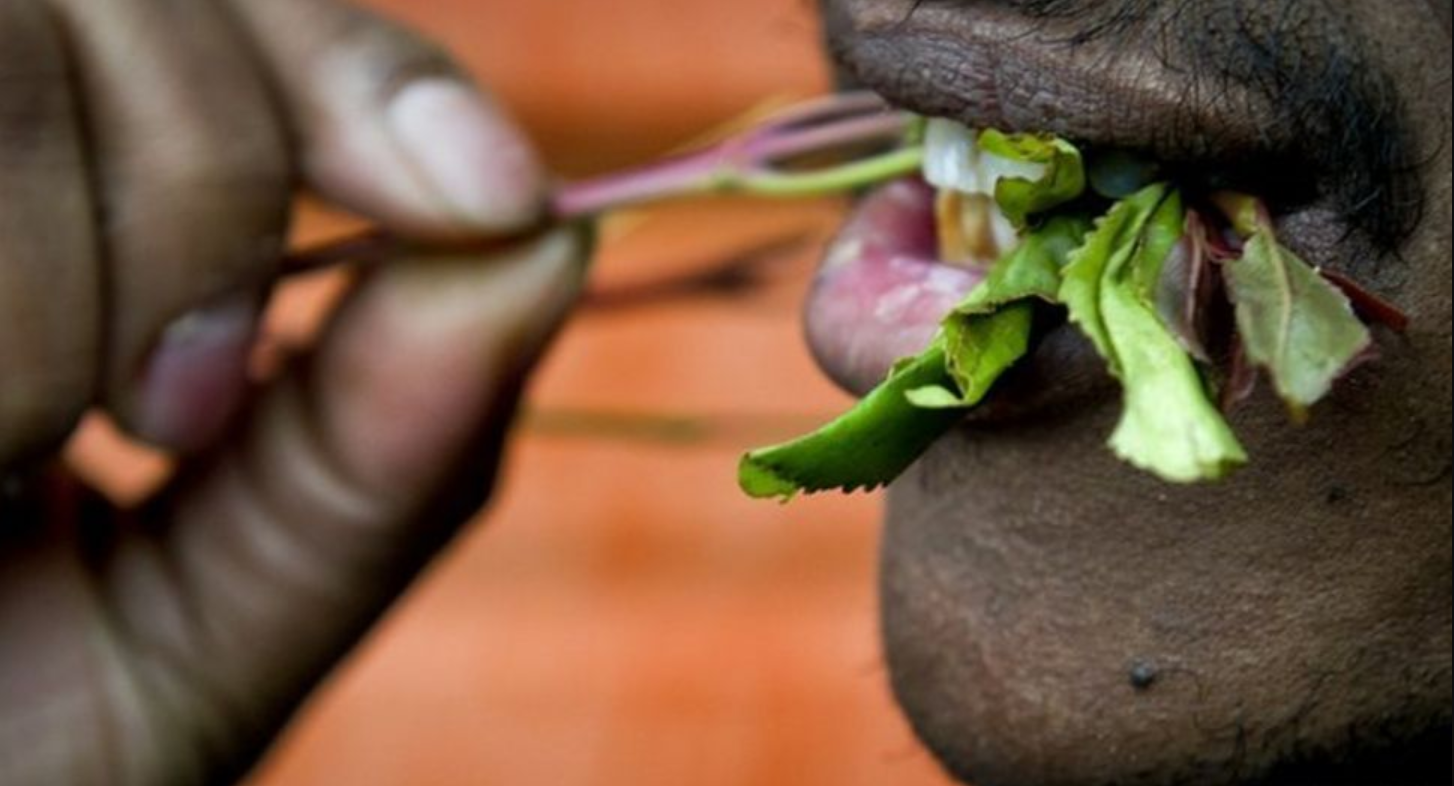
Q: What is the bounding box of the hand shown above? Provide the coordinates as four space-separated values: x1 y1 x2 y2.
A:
0 1 584 783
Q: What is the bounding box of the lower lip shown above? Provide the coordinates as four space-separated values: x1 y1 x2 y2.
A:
804 179 983 395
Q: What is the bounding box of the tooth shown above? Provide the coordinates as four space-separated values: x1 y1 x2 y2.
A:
938 189 1017 268
923 118 982 194
923 117 1031 269
923 117 1050 198
959 193 1001 262
936 189 971 263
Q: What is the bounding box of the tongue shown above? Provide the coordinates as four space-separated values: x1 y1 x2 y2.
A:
806 179 983 396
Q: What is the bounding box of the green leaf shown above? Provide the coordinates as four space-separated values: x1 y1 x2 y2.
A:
936 215 1094 405
1225 232 1373 419
1210 191 1266 238
959 214 1092 310
738 215 1094 499
977 130 1087 228
1061 185 1247 482
940 304 1034 405
1060 184 1169 361
738 345 965 500
1103 194 1248 481
1130 190 1188 299
1101 282 1249 481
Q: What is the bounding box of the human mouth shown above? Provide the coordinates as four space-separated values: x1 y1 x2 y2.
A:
806 0 1379 400
737 1 1410 499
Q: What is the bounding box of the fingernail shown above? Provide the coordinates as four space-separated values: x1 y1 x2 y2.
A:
388 79 544 231
136 296 259 452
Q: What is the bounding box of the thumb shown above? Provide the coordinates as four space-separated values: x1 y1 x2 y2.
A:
150 229 584 745
226 0 544 237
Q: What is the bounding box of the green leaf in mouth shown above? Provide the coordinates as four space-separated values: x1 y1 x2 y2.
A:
912 214 1093 408
738 345 965 500
739 177 1391 498
738 216 1092 499
1061 185 1248 482
1225 231 1374 420
1060 184 1168 362
978 130 1087 229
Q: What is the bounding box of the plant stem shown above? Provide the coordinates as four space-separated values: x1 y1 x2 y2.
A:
733 147 926 198
551 112 916 219
285 92 923 275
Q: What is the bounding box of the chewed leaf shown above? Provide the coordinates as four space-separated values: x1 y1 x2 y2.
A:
1104 193 1246 480
1210 191 1266 239
738 345 965 500
978 130 1087 228
1155 212 1218 361
737 215 1094 499
1226 233 1373 419
1063 185 1246 482
942 304 1034 404
930 215 1094 405
1128 190 1187 299
1102 281 1249 481
958 214 1093 312
1060 184 1169 362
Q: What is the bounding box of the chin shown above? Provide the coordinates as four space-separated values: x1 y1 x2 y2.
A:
876 414 1453 786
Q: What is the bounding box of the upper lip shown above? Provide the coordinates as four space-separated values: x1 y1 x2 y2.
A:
822 0 1322 217
820 0 1410 280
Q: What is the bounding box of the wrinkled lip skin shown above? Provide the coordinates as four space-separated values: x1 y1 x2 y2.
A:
805 0 1353 412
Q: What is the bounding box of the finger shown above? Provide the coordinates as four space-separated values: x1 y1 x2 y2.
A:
47 0 291 453
223 0 544 237
0 0 100 469
126 230 583 752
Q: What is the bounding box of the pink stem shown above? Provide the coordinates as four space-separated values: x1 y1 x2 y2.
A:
740 113 912 167
550 147 722 220
752 90 891 132
286 91 911 274
553 104 913 219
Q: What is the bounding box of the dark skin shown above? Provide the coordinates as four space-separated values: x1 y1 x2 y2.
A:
0 1 1447 786
818 1 1452 784
1 0 583 783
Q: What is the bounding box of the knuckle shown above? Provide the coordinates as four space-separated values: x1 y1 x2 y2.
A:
145 115 290 203
106 103 291 305
109 56 291 210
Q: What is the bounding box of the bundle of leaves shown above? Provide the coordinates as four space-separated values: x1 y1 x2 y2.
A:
740 125 1402 499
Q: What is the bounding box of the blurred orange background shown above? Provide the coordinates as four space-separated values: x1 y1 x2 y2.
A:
233 1 959 784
